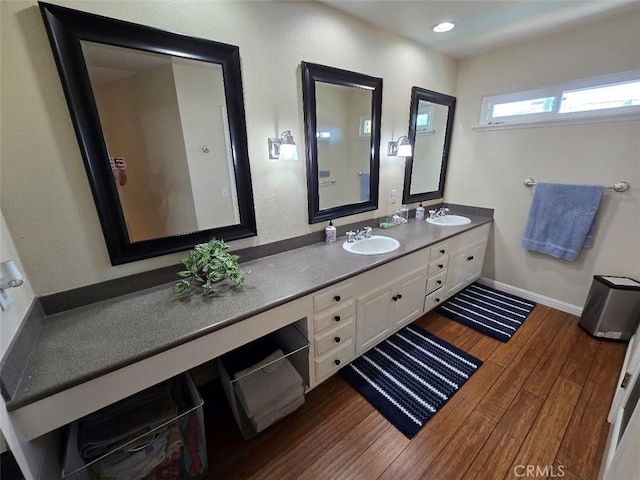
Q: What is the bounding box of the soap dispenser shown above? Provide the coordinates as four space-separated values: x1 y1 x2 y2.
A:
325 220 337 244
415 202 425 220
398 205 409 223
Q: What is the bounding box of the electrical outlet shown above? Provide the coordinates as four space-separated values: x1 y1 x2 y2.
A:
390 189 397 204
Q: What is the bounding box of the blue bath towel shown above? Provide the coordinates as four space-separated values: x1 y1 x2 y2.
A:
521 183 604 261
360 172 370 201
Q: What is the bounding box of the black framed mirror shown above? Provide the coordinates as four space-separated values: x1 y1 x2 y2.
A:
301 62 382 224
39 2 256 265
402 87 456 204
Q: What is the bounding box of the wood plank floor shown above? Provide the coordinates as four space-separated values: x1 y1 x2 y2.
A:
201 305 626 480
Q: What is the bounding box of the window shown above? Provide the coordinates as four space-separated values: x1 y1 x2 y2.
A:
478 70 640 128
559 81 640 113
416 104 435 134
492 97 555 118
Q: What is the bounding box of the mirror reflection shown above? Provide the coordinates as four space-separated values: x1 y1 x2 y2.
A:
302 62 382 224
403 87 456 204
83 42 239 243
315 82 372 210
409 101 450 195
39 2 256 264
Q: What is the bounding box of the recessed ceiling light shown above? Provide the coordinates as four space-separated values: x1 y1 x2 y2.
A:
433 22 455 33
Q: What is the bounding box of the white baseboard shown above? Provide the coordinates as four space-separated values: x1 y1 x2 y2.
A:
477 277 583 317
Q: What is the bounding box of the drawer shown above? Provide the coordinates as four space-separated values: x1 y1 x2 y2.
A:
429 241 451 260
313 300 355 334
427 255 449 277
314 282 354 313
424 287 445 312
426 270 446 294
315 339 355 381
314 319 355 357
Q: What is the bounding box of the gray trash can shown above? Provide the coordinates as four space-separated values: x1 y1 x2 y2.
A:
579 276 640 341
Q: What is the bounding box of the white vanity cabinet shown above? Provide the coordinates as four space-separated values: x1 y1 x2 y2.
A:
355 267 428 354
4 219 493 480
354 249 430 355
444 224 490 298
424 240 451 313
351 223 491 357
310 281 357 385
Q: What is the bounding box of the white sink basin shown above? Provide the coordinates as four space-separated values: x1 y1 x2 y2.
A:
426 215 471 226
343 235 400 255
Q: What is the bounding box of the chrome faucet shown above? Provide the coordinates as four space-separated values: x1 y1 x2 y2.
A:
428 207 449 219
354 226 372 240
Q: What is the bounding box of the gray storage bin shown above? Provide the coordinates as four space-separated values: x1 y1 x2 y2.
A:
579 275 640 341
61 373 206 480
216 321 309 439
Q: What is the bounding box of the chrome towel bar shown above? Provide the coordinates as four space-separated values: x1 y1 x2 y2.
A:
523 177 630 192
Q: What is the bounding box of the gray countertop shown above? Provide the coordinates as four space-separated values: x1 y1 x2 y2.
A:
6 212 492 410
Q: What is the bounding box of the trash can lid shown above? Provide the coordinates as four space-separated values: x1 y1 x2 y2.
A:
595 275 640 290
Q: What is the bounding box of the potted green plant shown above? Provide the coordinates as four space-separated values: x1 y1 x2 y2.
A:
172 238 246 295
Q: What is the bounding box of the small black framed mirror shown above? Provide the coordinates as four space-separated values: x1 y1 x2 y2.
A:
301 62 382 224
402 87 456 204
39 2 257 265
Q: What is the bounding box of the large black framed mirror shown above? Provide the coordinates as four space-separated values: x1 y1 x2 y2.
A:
301 62 382 224
39 2 256 265
402 87 456 204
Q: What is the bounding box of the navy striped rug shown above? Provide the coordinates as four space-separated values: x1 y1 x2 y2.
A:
340 325 482 439
439 283 536 342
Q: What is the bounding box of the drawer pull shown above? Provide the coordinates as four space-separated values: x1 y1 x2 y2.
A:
437 280 442 285
397 294 403 300
440 249 446 254
435 298 440 303
334 295 341 302
392 295 398 301
438 264 444 269
334 336 341 343
334 359 341 366
467 255 475 261
334 315 341 322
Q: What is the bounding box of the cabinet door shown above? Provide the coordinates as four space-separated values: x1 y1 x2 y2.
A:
394 269 427 328
445 250 468 297
356 283 394 354
445 238 489 297
463 240 488 284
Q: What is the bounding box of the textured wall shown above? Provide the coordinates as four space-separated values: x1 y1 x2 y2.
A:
0 210 44 473
447 12 640 308
0 0 457 294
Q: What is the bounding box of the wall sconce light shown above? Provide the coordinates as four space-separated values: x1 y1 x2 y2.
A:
387 136 413 157
0 260 25 310
268 130 299 160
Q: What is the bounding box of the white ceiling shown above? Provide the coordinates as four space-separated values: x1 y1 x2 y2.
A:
320 0 640 58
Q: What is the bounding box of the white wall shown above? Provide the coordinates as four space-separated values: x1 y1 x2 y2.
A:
0 0 456 295
0 211 59 479
0 209 35 455
447 12 640 308
0 213 35 354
